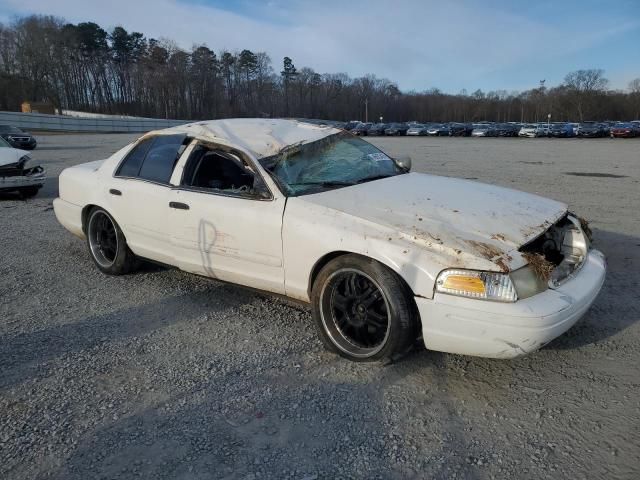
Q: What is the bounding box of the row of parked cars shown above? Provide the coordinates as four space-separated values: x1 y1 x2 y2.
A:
340 120 640 138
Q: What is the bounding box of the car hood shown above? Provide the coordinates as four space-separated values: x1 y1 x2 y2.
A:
0 148 30 167
302 172 568 271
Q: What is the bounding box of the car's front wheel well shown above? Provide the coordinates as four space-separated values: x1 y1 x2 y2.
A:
308 251 418 300
308 251 351 298
309 252 422 361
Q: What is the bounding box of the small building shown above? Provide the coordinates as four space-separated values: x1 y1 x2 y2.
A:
21 101 56 115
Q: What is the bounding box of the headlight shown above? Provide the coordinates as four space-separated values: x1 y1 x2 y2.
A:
435 269 518 302
19 155 31 166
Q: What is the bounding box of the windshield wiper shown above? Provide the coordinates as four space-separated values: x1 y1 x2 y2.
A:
355 174 395 184
289 180 356 187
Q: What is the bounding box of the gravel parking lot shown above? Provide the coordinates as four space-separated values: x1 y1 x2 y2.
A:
1 133 639 480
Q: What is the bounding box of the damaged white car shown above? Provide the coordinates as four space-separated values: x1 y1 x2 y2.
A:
53 119 606 361
0 136 45 198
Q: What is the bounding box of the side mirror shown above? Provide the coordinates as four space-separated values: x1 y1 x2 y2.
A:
394 155 412 172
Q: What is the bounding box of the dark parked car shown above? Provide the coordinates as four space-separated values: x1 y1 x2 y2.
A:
367 123 388 136
426 124 450 136
351 123 372 135
449 123 473 136
577 122 607 138
495 123 520 137
610 122 639 138
0 125 37 150
550 123 575 138
343 121 361 131
384 123 409 136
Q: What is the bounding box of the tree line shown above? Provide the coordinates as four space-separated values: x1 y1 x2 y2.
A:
1 15 639 122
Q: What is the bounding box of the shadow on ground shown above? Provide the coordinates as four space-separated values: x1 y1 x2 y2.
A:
2 228 637 479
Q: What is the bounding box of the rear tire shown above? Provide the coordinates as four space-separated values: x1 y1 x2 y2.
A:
86 207 138 275
311 254 418 362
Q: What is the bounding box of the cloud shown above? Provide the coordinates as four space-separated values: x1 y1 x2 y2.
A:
0 0 638 92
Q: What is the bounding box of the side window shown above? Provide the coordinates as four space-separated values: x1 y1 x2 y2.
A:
138 135 187 184
116 137 153 178
181 145 270 198
115 134 187 184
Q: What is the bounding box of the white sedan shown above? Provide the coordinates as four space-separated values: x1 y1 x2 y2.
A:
53 119 606 361
0 136 45 197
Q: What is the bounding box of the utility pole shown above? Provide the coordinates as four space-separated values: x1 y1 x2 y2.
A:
365 98 368 123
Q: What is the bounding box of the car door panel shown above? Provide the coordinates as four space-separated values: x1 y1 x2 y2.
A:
168 189 286 294
106 178 173 263
104 134 188 265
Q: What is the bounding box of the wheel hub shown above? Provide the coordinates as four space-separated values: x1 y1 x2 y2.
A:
89 211 118 267
324 270 391 353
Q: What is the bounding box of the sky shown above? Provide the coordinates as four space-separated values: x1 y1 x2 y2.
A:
1 0 639 93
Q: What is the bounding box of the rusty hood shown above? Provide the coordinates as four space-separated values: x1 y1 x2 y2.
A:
303 172 568 271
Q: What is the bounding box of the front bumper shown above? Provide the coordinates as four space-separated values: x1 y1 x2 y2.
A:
7 139 37 149
0 168 46 191
416 249 606 358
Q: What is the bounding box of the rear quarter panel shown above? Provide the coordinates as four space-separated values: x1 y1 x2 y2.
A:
57 143 134 228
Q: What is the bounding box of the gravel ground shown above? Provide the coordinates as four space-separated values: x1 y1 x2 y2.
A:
1 133 639 480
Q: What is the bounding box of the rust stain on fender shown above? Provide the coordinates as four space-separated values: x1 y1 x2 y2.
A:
465 240 510 272
465 240 504 260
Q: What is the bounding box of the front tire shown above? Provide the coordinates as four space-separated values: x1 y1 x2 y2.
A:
86 207 137 275
311 255 418 362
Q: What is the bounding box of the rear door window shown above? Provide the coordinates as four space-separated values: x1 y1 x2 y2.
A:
116 134 187 184
116 137 153 178
138 135 187 184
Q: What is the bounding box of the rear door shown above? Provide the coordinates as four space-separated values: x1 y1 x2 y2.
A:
106 134 188 264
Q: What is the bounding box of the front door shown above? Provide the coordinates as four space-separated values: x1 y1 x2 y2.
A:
168 144 286 294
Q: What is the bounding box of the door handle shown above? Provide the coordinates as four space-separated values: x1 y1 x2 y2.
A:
109 188 122 196
169 201 190 210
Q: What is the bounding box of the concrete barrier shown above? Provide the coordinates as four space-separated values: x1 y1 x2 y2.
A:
0 111 193 133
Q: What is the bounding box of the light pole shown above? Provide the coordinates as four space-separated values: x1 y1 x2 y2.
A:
547 113 551 132
379 116 383 124
364 98 368 123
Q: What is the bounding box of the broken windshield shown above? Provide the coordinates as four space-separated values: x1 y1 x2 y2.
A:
260 132 404 196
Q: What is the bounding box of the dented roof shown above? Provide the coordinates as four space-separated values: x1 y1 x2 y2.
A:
151 119 341 159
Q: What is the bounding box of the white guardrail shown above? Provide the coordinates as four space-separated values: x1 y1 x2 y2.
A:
0 111 192 133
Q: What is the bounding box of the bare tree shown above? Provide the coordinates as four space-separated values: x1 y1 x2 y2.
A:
629 78 640 119
0 15 638 122
563 69 608 121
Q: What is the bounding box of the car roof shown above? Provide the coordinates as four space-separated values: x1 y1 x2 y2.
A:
146 119 341 159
